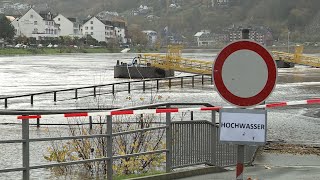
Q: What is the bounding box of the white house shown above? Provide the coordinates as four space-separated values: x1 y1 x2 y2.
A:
142 30 157 45
81 16 107 42
81 17 127 43
11 8 60 40
113 20 127 44
53 14 81 37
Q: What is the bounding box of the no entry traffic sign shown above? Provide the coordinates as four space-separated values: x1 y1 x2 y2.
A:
213 40 277 107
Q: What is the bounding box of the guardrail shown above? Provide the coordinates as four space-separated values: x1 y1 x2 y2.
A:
0 102 257 180
0 75 212 109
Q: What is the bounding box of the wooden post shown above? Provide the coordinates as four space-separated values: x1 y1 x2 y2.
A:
93 87 96 97
169 78 172 89
112 84 115 95
181 77 183 88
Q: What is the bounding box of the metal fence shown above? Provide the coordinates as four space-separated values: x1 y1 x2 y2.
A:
0 75 212 108
0 103 258 180
171 119 257 168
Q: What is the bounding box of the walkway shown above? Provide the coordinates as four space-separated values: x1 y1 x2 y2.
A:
180 152 320 180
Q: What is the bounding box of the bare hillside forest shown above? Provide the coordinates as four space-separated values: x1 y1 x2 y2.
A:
2 0 320 42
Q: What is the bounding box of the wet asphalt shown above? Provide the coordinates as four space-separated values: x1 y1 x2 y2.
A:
180 152 320 180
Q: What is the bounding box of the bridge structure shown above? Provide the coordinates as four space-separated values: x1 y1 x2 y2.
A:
139 45 320 75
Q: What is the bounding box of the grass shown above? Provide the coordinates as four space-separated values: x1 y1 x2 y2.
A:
113 171 164 180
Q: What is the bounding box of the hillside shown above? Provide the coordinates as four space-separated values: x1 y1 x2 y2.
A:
4 0 320 42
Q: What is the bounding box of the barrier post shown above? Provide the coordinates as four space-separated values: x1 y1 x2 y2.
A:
166 105 172 172
106 115 113 180
22 116 30 180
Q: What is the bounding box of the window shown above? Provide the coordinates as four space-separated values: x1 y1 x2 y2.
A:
91 32 93 35
30 14 33 18
91 26 93 30
90 21 93 24
34 21 37 25
85 26 88 30
85 32 88 35
58 18 60 21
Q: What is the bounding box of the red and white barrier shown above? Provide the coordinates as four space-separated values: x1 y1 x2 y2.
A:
17 98 320 120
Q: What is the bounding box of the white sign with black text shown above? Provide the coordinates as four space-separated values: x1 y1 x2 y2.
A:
219 108 267 145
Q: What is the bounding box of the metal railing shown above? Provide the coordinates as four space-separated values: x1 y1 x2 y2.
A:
0 103 258 180
0 75 212 109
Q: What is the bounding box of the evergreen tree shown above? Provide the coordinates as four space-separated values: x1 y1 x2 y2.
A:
0 14 15 40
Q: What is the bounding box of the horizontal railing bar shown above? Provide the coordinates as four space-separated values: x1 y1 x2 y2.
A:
30 150 168 170
0 167 26 173
0 102 215 115
172 161 214 169
113 126 167 137
171 120 217 126
0 75 211 99
0 139 26 144
29 134 110 142
30 157 111 170
113 149 167 159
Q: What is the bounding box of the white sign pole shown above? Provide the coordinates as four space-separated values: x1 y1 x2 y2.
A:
238 29 248 180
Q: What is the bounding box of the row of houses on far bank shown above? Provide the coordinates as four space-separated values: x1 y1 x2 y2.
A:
8 8 128 44
4 8 273 47
194 26 273 47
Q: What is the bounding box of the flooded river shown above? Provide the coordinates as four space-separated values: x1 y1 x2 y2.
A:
0 53 319 179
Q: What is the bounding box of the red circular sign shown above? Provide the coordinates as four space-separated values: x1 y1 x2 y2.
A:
213 40 277 107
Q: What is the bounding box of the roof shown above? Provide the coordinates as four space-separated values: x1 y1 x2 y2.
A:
194 32 204 37
5 15 15 21
67 17 76 22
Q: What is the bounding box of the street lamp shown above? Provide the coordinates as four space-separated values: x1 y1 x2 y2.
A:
287 31 290 53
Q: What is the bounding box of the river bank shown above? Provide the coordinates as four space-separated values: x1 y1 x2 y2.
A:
0 47 162 55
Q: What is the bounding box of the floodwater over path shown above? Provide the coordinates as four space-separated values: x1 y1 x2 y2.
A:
0 53 319 179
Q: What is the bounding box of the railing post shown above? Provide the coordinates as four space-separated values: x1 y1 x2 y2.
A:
191 111 194 121
169 78 172 89
89 116 93 130
156 79 159 91
211 110 216 165
106 115 113 180
202 75 204 85
166 105 172 172
128 82 131 94
192 76 194 87
22 117 30 180
181 77 183 88
143 81 146 92
30 95 33 106
112 84 115 95
37 118 40 128
211 75 213 85
5 98 8 108
54 92 57 102
94 87 96 97
75 89 78 99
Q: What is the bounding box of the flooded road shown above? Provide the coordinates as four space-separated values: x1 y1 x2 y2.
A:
0 53 319 179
